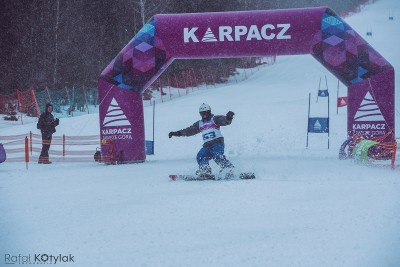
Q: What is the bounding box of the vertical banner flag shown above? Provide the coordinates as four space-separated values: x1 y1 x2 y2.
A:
308 117 329 133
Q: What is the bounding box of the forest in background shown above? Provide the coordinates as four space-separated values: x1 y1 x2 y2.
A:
0 0 373 93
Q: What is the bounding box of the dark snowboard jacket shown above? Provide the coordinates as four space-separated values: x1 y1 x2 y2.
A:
37 104 59 136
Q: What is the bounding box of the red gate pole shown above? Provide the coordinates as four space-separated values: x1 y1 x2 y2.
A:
31 87 40 117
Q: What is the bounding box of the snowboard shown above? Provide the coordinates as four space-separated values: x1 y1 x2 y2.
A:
169 172 255 181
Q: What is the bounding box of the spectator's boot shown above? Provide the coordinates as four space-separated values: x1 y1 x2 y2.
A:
38 157 52 164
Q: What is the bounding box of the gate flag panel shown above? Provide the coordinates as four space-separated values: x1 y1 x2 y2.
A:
98 7 395 163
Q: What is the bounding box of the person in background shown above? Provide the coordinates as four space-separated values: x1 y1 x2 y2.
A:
37 103 59 164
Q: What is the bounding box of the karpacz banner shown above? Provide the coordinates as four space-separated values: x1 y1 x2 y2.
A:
98 7 395 162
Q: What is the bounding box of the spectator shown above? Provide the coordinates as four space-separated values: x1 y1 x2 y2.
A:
37 103 59 164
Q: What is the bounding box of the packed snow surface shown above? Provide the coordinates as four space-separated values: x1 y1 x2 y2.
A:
1 0 399 266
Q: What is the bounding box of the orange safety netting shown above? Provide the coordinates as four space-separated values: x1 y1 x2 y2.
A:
0 132 114 164
352 131 398 169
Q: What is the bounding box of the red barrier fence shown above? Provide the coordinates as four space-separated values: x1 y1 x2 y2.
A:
0 88 39 120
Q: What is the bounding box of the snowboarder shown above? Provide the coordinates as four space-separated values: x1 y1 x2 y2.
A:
37 103 59 164
169 103 235 178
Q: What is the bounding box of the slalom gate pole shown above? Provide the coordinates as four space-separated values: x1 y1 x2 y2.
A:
306 93 311 148
325 75 328 91
152 100 155 154
328 94 330 149
336 79 340 115
31 88 40 117
316 77 321 103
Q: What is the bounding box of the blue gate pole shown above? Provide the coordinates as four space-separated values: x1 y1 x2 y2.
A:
326 75 330 149
316 77 321 103
306 93 311 148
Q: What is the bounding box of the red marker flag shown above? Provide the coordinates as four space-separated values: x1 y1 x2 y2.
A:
337 96 348 107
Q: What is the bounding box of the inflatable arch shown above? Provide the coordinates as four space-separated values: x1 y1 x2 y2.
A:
98 7 395 163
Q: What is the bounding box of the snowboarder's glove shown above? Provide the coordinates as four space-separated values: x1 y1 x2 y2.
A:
169 131 182 138
226 111 235 121
54 118 59 126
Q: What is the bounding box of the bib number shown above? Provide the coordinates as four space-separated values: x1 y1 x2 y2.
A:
203 132 216 140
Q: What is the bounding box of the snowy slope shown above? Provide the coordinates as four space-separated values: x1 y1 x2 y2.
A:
1 1 400 266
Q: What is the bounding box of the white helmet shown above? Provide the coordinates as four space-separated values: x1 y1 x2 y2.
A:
199 103 211 113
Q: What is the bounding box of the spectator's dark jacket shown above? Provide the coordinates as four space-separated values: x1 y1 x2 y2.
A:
37 104 59 135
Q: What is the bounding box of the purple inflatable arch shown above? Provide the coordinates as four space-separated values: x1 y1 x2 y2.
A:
98 7 395 163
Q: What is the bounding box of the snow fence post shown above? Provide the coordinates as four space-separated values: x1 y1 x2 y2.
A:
63 134 66 160
30 131 33 155
109 139 114 165
25 136 29 170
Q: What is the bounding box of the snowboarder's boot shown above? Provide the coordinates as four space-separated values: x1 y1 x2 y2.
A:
195 165 212 178
219 165 235 179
